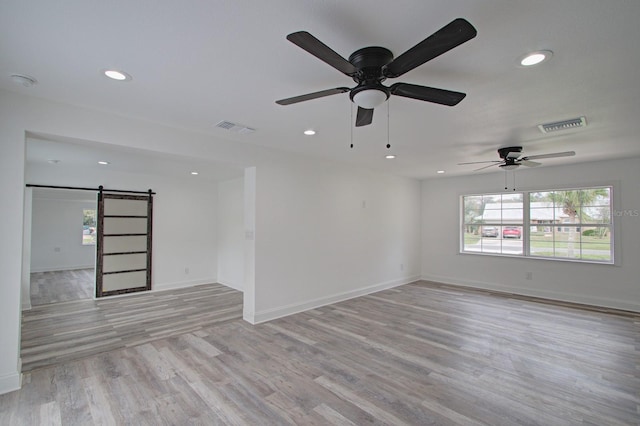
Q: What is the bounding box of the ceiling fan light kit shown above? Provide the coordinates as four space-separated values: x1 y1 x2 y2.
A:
276 18 477 127
351 88 389 109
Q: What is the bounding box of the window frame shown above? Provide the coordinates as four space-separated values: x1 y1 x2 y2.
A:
460 184 615 265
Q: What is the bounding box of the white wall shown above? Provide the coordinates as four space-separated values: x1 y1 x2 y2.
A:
250 156 422 323
421 157 640 312
30 196 96 272
217 177 245 291
0 93 26 393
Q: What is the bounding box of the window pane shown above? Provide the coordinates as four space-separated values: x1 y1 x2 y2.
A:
83 209 97 245
580 188 610 206
581 205 611 224
501 208 523 222
502 193 523 203
581 227 612 262
553 242 582 259
464 209 484 225
529 226 553 257
499 226 523 254
463 229 481 252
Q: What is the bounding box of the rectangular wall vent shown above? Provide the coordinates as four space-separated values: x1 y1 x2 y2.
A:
538 116 587 133
214 120 256 134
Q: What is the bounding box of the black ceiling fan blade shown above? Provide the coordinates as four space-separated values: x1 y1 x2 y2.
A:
521 151 576 161
383 18 477 78
355 107 374 127
286 31 358 76
390 83 466 106
276 87 350 105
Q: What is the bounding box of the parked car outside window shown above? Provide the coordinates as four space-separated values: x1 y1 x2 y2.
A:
481 226 499 237
503 226 522 239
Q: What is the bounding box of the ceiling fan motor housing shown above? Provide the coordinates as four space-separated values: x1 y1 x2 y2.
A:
497 146 523 159
348 47 393 105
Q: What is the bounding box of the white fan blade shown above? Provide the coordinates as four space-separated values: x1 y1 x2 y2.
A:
520 160 542 167
522 151 575 161
458 160 501 166
474 162 501 171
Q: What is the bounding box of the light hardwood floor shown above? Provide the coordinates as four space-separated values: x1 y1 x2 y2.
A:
30 269 95 306
3 281 639 425
21 283 243 372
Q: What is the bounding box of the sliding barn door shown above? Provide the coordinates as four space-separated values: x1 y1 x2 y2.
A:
96 192 153 297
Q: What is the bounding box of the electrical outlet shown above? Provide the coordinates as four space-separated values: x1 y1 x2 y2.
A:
400 263 404 271
54 247 61 252
184 267 189 275
525 271 533 280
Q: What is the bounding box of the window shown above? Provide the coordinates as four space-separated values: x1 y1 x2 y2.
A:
461 186 613 263
462 193 524 255
82 209 97 245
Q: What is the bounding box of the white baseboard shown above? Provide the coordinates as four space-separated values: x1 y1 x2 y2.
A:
30 264 94 273
0 369 22 396
251 275 421 324
153 277 217 292
421 273 640 313
217 279 244 292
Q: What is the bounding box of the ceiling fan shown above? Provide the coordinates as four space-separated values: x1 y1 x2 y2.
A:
458 146 576 171
276 18 477 127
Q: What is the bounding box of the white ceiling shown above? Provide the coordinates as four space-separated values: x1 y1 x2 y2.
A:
2 0 640 180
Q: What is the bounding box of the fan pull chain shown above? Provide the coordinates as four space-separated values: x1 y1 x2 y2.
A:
504 171 517 191
350 102 354 149
386 100 391 149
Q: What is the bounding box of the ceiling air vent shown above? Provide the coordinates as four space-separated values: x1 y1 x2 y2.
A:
538 116 587 134
214 120 256 134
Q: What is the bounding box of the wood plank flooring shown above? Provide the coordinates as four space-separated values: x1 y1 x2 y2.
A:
30 269 95 306
21 283 243 372
3 280 639 425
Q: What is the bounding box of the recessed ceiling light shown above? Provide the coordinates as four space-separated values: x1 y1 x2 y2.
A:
103 70 131 81
519 50 553 67
47 159 60 164
436 170 445 174
303 129 316 136
98 161 110 165
385 155 396 159
190 171 199 175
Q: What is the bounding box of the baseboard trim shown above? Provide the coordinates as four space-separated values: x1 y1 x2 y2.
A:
252 275 421 324
30 265 94 273
21 299 32 311
217 279 243 292
153 277 217 292
420 273 640 314
0 370 22 396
